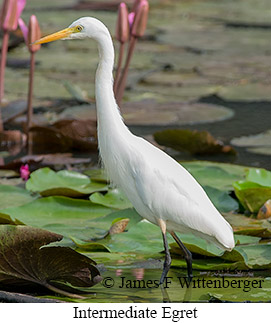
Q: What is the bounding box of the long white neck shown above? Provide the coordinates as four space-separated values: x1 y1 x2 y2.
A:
94 28 132 175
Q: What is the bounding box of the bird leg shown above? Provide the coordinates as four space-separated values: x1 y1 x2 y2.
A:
170 231 193 282
157 219 171 285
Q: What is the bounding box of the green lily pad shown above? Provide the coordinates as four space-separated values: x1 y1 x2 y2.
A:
84 169 108 183
246 168 271 187
181 161 246 191
172 232 271 272
223 213 271 238
105 221 174 253
0 185 38 209
71 212 142 252
0 212 24 225
1 196 113 241
90 188 133 209
1 197 142 243
170 234 224 258
204 186 239 212
180 161 247 213
26 167 107 197
71 217 132 252
71 237 111 252
221 247 248 263
233 181 271 213
181 161 249 177
222 243 271 269
207 280 271 302
171 234 260 259
74 220 173 254
238 244 271 269
233 168 271 212
92 208 142 233
235 235 261 245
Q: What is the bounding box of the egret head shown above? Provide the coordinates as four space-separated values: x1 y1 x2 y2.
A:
34 17 108 45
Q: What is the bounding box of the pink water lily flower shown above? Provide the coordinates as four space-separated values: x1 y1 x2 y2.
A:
18 16 27 42
116 2 129 43
131 0 149 38
20 164 30 181
128 12 135 29
0 0 26 32
19 15 41 52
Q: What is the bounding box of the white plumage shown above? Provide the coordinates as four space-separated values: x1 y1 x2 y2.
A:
35 17 235 283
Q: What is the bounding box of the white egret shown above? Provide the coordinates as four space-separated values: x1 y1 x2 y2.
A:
35 17 235 284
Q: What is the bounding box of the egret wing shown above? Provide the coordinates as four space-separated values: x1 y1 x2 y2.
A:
129 137 227 238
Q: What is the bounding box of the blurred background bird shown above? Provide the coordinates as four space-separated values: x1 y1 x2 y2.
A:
34 16 235 284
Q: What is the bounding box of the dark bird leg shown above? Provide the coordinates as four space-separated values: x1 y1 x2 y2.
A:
170 231 193 282
157 219 171 285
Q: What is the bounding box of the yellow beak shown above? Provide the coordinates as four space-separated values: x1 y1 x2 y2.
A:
33 27 76 45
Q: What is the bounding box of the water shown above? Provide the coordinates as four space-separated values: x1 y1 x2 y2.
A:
130 95 271 170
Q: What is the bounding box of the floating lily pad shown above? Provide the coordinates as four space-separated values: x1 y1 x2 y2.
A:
71 237 111 252
203 186 239 212
0 185 38 209
207 277 271 302
170 234 224 258
223 213 271 238
219 83 271 102
231 130 271 148
71 218 130 252
233 181 271 213
83 169 108 183
26 167 107 197
181 161 246 191
0 197 142 243
90 189 132 209
246 169 271 187
0 213 24 225
92 208 142 232
171 234 260 259
236 244 271 269
154 129 236 155
248 147 271 156
102 220 174 253
74 220 173 254
121 101 234 126
173 239 271 271
0 196 113 241
0 170 19 178
228 244 271 269
233 169 271 212
0 225 101 295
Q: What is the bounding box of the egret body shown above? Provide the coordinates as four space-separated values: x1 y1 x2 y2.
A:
35 17 235 283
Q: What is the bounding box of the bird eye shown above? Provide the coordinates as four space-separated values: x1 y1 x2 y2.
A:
76 25 83 32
